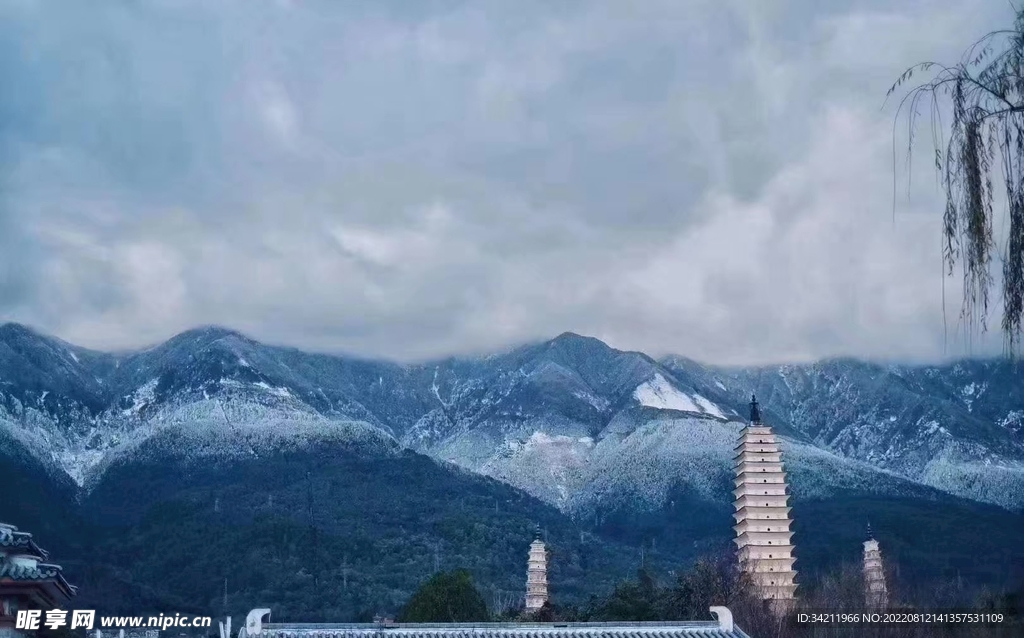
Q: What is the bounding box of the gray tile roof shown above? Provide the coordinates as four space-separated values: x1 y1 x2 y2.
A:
0 523 77 596
0 561 64 581
0 523 48 559
241 609 751 638
255 627 748 638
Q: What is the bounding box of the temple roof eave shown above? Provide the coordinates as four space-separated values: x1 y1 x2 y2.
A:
0 526 50 560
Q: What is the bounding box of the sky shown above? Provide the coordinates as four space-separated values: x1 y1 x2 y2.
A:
0 0 1017 364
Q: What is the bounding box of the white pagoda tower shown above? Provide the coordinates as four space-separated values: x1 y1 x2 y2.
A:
733 395 798 606
525 529 548 611
863 523 889 609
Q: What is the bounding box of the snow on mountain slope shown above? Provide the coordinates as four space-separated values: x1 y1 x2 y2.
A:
660 355 1024 510
471 415 938 517
483 431 595 506
574 417 735 512
2 381 399 487
0 325 405 486
633 374 702 412
86 399 397 488
920 453 1024 510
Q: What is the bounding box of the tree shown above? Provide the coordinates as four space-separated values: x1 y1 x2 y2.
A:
891 9 1024 353
664 556 739 620
587 568 663 621
397 569 490 623
532 601 556 622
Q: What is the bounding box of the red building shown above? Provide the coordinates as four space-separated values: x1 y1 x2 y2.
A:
0 523 77 637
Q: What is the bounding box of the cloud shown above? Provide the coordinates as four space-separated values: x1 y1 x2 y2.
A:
0 0 1015 363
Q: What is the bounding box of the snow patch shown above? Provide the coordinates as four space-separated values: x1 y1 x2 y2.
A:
254 381 293 398
122 379 158 416
573 390 610 411
998 410 1023 431
633 374 700 413
693 394 725 419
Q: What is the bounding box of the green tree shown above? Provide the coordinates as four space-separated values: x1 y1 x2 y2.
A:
397 569 490 623
891 8 1024 352
588 568 663 621
532 601 556 622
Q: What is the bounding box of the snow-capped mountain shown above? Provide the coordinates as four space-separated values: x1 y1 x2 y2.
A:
1 323 1022 515
0 324 401 486
660 355 1024 510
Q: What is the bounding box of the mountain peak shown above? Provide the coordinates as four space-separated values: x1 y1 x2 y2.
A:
0 322 87 359
549 331 607 348
0 322 45 341
165 325 251 346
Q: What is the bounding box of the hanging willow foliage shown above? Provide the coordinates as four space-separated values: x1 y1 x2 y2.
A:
891 11 1024 354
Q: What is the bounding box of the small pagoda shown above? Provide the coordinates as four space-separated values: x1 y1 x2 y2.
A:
525 529 548 611
732 395 798 606
0 522 77 636
863 524 889 609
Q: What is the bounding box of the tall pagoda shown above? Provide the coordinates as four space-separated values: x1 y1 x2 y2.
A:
732 395 798 605
0 522 77 637
863 524 889 609
524 529 548 611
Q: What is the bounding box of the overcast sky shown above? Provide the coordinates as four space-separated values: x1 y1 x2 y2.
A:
0 0 1016 364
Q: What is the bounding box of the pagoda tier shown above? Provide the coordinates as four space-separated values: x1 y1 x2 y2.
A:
732 505 792 522
738 544 795 560
733 459 787 472
733 433 779 451
733 438 778 454
742 557 797 573
746 571 798 586
734 518 791 534
733 483 788 499
733 396 798 605
733 493 790 510
734 530 794 547
733 448 778 464
733 471 787 488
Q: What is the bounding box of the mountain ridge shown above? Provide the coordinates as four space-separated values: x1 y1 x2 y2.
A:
1 321 1022 511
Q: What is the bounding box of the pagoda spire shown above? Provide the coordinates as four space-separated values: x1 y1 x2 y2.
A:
732 398 798 611
749 394 762 424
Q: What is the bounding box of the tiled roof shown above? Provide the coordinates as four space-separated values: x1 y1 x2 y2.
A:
0 561 64 581
260 628 747 638
0 523 49 559
0 524 78 597
0 561 79 596
241 609 751 638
